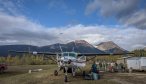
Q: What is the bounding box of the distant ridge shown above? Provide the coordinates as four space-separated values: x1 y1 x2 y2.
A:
0 40 104 56
0 40 129 56
96 41 128 53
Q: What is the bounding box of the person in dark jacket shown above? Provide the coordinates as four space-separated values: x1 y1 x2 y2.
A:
91 61 99 80
84 61 99 80
91 61 98 73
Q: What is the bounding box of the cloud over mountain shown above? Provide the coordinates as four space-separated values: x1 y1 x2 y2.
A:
0 0 146 51
0 11 146 50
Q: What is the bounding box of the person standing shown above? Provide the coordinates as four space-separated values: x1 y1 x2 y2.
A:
111 62 115 72
91 61 99 80
92 61 97 73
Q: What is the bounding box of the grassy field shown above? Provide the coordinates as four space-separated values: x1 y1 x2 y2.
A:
1 65 146 84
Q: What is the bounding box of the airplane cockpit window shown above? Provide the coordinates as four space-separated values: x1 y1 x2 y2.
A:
69 53 76 58
63 53 68 56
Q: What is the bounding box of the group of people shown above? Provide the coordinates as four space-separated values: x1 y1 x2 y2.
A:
84 61 126 80
96 61 126 72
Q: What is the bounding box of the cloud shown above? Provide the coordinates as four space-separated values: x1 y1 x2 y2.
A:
0 12 146 51
85 0 146 29
0 0 145 51
119 9 146 29
0 12 58 45
0 0 24 15
48 0 67 10
85 0 139 17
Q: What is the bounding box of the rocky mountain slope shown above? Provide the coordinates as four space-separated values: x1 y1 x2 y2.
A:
0 40 104 56
96 41 128 53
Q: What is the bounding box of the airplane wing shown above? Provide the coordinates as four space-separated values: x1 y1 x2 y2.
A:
33 52 57 55
9 50 30 53
77 52 134 56
9 50 57 55
77 52 134 62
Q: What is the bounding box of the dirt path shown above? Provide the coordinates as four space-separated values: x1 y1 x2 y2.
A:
1 65 146 84
110 73 146 84
110 78 133 84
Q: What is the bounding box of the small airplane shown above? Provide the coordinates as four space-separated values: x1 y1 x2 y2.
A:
9 46 134 82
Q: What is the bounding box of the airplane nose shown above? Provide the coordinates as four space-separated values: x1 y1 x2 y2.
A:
32 51 37 55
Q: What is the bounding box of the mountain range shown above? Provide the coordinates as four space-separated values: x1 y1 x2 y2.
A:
0 40 128 56
96 41 128 53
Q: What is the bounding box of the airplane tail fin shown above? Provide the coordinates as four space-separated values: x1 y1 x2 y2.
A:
59 44 63 52
72 47 74 52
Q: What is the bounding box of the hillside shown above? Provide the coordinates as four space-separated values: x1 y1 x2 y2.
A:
0 40 104 56
96 41 128 53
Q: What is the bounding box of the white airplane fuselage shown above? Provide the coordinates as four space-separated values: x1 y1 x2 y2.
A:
57 52 86 68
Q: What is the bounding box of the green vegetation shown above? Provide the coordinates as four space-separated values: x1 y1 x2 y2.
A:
0 54 124 65
132 49 146 57
1 49 146 66
94 49 146 62
0 54 55 65
95 55 122 62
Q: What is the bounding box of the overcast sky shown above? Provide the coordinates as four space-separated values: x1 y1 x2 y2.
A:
0 0 146 51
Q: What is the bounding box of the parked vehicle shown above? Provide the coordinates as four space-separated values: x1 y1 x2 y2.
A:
127 57 146 71
0 63 7 73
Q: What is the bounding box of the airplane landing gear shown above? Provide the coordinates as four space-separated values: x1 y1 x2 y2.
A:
64 74 68 82
72 67 76 77
64 66 68 82
54 70 58 76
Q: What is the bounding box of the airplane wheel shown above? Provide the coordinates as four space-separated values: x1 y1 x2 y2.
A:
54 70 58 76
72 71 75 76
64 75 68 82
83 71 86 77
63 68 66 73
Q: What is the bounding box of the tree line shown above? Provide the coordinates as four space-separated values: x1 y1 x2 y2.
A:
93 49 146 62
0 54 55 65
132 49 146 57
